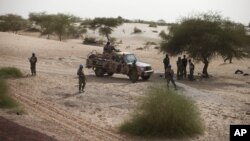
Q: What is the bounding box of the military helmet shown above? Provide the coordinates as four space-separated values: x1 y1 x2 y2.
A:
79 64 83 68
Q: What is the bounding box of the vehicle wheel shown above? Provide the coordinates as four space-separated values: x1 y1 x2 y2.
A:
141 74 150 80
129 70 139 83
95 68 105 77
107 72 114 76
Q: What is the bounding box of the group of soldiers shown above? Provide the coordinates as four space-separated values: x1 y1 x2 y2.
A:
28 43 196 93
163 54 195 90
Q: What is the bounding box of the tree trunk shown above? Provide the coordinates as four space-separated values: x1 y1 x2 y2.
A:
202 58 209 78
47 34 50 39
59 34 62 41
105 34 109 42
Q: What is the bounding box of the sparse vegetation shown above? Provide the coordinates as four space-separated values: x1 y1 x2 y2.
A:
133 27 142 33
145 41 157 45
120 85 204 138
29 12 82 41
0 14 28 33
83 37 104 46
0 67 23 79
149 23 157 28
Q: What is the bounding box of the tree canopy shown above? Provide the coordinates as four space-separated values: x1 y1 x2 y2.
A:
0 14 27 33
29 12 82 41
85 17 123 41
160 13 249 77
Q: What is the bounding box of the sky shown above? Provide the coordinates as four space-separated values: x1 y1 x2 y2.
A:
0 0 249 25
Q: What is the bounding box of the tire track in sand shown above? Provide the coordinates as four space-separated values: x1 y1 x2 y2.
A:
11 90 124 141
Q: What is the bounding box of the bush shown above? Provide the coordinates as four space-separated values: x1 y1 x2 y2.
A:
152 30 158 33
83 37 97 44
0 67 23 79
149 23 157 28
119 85 204 138
133 27 142 33
145 41 157 45
0 79 18 108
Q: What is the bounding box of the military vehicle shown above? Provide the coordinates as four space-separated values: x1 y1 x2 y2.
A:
86 50 154 82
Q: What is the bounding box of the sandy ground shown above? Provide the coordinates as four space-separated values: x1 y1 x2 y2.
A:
0 23 250 141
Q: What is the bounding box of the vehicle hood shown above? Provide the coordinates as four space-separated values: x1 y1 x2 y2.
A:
128 61 151 67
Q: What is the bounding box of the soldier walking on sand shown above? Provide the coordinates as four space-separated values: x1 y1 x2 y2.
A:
165 64 177 90
176 57 183 80
182 55 188 78
188 59 195 81
77 64 86 93
163 54 170 72
29 53 37 76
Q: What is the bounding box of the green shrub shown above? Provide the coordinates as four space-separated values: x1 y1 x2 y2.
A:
0 67 23 79
83 37 97 44
133 27 142 33
149 23 157 28
0 79 18 108
145 41 157 45
119 85 204 138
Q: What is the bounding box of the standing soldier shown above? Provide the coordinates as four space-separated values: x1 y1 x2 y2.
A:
188 59 195 81
163 54 170 72
77 64 86 93
176 57 183 80
182 55 188 78
29 53 37 76
165 64 177 90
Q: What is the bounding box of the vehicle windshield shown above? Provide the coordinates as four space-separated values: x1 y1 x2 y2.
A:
124 54 137 63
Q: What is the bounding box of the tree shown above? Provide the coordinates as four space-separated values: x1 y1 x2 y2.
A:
29 12 55 39
88 17 123 41
160 13 249 77
29 13 80 41
0 14 27 33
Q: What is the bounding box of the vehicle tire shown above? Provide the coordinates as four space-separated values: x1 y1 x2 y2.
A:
107 72 114 76
129 70 139 83
141 74 150 80
95 68 105 77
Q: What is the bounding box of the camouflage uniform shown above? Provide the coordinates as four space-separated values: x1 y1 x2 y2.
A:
188 60 195 81
29 54 37 76
163 54 170 71
165 67 177 90
182 56 188 78
77 67 86 92
176 57 183 80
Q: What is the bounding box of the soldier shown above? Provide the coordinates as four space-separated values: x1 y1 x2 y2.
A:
182 55 188 78
29 53 37 76
176 57 183 80
165 64 177 90
77 64 86 93
163 54 170 72
103 42 111 54
188 59 195 81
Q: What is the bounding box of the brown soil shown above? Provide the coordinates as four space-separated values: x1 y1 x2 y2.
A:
0 116 57 141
